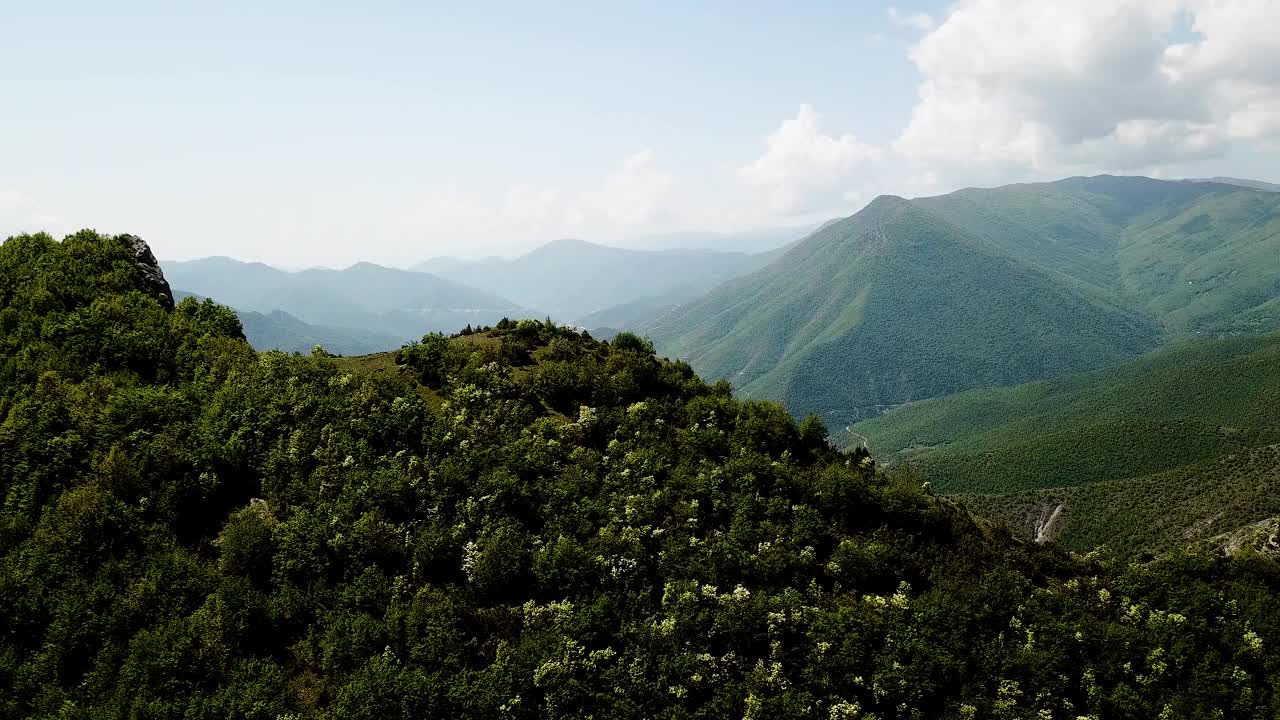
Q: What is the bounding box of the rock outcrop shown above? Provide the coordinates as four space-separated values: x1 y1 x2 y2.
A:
118 234 174 310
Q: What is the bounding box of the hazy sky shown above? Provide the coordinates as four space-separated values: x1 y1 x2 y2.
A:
4 0 1280 266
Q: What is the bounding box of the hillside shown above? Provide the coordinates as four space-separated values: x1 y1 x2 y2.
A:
855 333 1280 555
9 231 1280 718
164 257 524 341
647 176 1280 426
646 192 1165 427
916 176 1280 336
853 331 1280 493
964 444 1280 557
415 239 775 322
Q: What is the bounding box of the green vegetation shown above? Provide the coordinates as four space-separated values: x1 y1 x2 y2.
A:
647 193 1164 428
854 332 1280 492
855 333 1280 554
11 230 1280 718
648 176 1280 428
965 445 1280 557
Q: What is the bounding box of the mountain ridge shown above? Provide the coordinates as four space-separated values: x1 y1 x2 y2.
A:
163 257 526 343
414 237 781 322
646 175 1280 426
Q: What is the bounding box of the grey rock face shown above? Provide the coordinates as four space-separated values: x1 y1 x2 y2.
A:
118 234 175 310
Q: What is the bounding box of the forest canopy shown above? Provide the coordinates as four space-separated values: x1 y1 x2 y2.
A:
3 231 1280 719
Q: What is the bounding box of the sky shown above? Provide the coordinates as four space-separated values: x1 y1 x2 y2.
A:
4 0 1280 267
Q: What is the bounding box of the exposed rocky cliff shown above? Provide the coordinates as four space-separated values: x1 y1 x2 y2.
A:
118 234 174 310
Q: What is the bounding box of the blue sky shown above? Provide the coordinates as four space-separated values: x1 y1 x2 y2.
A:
3 1 1279 266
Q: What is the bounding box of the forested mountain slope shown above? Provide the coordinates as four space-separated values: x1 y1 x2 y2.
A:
965 444 1280 557
646 191 1165 427
854 332 1280 555
647 177 1280 426
854 332 1280 493
7 230 1280 718
914 176 1280 336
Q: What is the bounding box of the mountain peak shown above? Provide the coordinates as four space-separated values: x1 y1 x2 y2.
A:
868 193 908 206
858 194 912 219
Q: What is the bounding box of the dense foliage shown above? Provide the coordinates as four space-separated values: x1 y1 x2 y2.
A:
856 331 1280 493
7 232 1280 719
966 445 1280 557
855 333 1280 553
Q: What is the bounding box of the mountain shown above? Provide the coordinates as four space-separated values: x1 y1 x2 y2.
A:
7 230 1280 718
646 191 1165 426
646 176 1280 427
915 176 1280 336
237 309 404 355
163 257 524 342
414 238 777 321
854 332 1280 554
1187 176 1280 192
173 290 405 355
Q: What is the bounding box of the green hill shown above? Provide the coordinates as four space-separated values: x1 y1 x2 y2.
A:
647 191 1165 427
415 239 777 322
964 444 1280 557
853 331 1280 493
10 231 1280 718
648 176 1280 428
855 333 1280 555
164 257 524 342
919 176 1280 336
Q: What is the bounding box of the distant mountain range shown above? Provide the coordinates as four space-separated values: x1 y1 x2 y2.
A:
163 258 526 349
172 290 404 355
414 238 786 322
643 175 1280 427
1185 176 1280 192
165 237 792 353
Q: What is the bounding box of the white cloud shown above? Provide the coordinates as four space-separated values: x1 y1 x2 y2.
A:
893 0 1280 183
887 6 935 32
386 150 683 259
501 184 565 227
739 104 881 214
587 149 674 227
